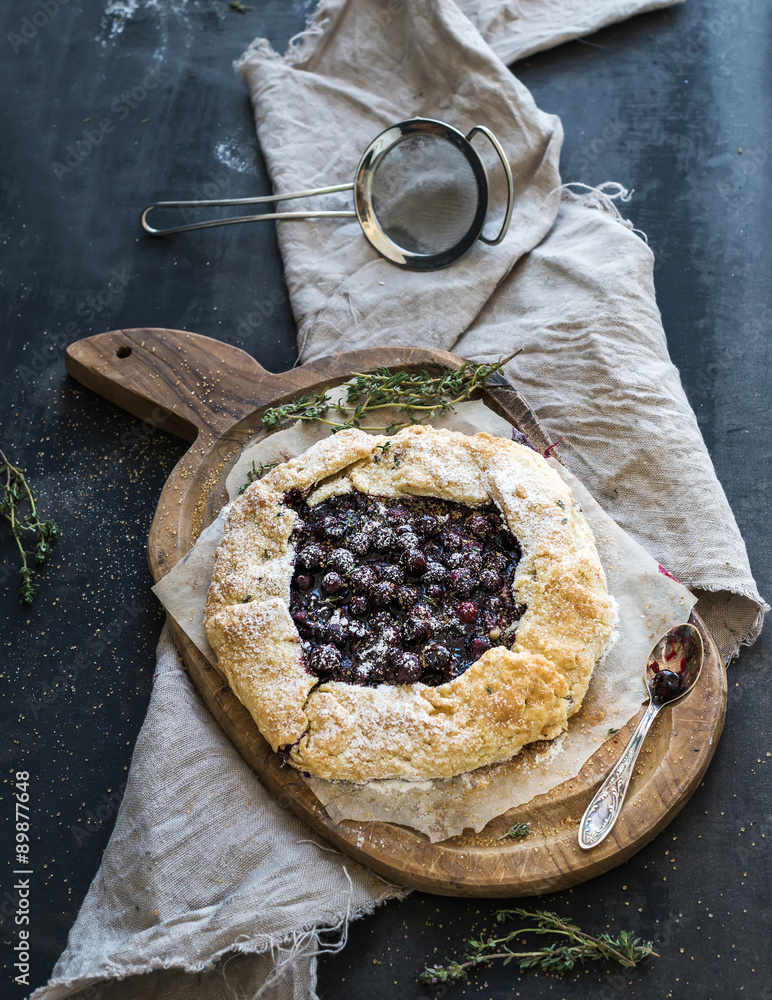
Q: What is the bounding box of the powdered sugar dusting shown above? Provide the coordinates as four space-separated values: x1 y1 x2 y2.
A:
153 397 697 838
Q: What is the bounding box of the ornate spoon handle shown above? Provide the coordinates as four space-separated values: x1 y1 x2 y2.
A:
579 700 661 849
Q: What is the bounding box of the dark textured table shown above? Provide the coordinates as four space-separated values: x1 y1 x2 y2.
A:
1 1 770 997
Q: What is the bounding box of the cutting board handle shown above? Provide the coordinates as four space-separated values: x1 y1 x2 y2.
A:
65 327 306 442
64 332 483 448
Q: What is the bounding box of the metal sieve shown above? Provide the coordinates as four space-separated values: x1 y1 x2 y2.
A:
140 118 514 271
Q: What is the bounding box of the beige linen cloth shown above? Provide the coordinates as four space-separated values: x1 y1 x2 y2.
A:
34 1 766 999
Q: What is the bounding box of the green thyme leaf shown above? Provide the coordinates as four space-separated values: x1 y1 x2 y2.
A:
1 447 61 605
260 355 519 436
498 823 531 841
420 908 657 988
238 459 280 494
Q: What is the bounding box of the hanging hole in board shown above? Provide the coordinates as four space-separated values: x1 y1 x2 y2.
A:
116 346 132 359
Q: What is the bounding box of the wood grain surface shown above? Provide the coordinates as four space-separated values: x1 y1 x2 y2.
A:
65 327 727 897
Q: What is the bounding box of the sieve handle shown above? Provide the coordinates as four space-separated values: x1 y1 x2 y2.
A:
466 126 514 246
140 182 356 236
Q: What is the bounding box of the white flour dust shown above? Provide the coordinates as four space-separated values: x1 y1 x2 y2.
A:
214 140 258 175
98 0 207 48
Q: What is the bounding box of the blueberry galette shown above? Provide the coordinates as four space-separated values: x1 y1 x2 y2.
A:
203 426 614 782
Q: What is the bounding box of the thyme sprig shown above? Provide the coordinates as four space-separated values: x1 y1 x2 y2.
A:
0 447 60 604
238 459 280 495
420 908 656 987
262 355 518 436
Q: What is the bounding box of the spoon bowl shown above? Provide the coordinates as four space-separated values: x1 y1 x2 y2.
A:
646 623 703 705
579 622 704 850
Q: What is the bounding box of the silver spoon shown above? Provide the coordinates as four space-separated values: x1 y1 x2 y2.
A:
578 622 704 850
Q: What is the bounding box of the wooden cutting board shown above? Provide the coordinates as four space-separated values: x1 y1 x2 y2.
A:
65 327 727 897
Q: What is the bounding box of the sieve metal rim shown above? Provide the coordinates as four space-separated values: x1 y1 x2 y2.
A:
353 118 489 271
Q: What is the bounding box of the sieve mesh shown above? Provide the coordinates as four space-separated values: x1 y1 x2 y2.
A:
369 133 480 255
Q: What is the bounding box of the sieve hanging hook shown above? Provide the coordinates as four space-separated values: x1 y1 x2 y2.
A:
140 118 514 271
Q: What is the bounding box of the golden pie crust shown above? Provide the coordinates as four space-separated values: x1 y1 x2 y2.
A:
203 426 615 782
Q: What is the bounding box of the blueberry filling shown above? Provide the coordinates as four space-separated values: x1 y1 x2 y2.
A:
650 668 683 701
284 491 525 687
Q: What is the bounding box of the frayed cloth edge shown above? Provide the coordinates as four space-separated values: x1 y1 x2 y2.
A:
29 882 408 1000
235 0 340 76
557 181 639 233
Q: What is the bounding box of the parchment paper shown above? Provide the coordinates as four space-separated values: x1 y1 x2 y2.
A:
153 393 696 841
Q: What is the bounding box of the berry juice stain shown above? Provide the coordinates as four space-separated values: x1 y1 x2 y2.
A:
283 490 525 687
